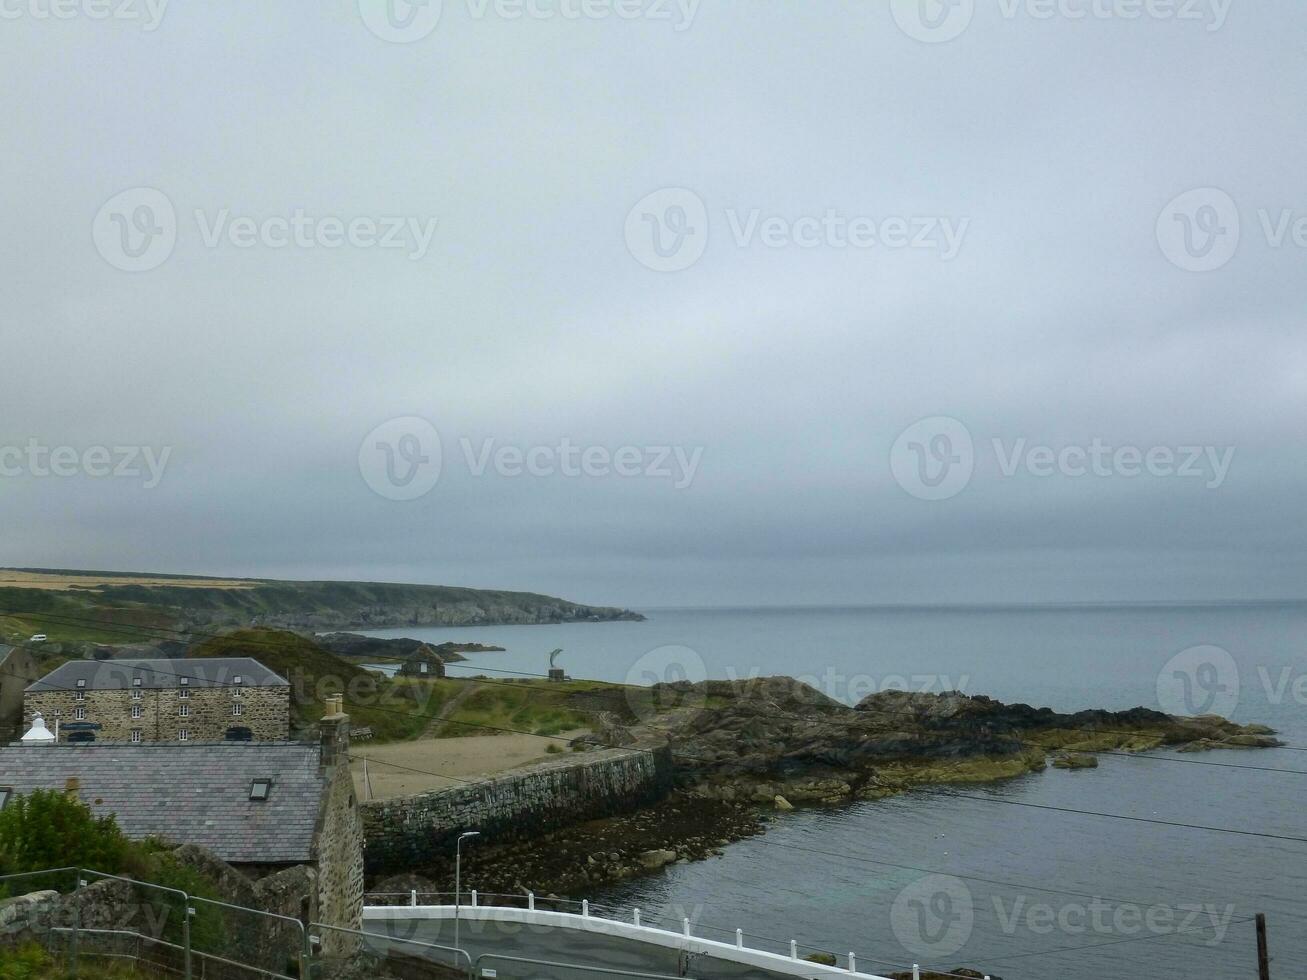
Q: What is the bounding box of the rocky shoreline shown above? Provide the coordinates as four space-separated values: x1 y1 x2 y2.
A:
372 684 1281 903
375 793 767 899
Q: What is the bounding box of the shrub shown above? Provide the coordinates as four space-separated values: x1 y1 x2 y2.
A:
0 789 128 893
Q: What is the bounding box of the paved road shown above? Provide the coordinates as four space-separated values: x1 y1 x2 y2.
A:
364 916 848 980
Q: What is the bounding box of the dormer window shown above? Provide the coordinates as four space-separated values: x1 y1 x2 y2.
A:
249 778 272 801
76 679 86 689
233 675 243 686
132 678 142 688
179 677 189 687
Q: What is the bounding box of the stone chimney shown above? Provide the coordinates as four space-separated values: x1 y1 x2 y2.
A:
319 695 350 771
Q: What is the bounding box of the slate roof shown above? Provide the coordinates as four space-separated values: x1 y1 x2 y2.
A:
27 658 289 693
0 743 324 863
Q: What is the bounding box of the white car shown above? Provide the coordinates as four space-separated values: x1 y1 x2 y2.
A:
29 634 48 643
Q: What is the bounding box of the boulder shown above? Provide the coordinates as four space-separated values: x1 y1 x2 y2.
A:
637 849 677 871
773 795 794 811
1052 753 1098 769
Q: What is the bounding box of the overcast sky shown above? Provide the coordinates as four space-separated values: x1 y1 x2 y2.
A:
2 0 1304 608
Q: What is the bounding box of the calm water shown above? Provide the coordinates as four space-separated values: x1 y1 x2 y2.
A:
360 602 1307 979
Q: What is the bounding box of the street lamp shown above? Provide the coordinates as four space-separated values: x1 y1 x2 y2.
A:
454 831 480 953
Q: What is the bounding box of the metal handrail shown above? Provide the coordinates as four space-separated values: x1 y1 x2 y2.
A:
50 927 297 980
190 892 310 979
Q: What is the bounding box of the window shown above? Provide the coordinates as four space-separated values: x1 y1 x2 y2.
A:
232 687 243 699
178 729 189 741
75 690 85 701
178 688 190 700
179 677 189 687
233 675 243 686
131 704 143 719
0 787 12 810
131 730 142 743
76 679 86 689
74 706 86 720
233 703 244 716
132 678 142 687
178 704 190 717
249 778 272 801
131 689 142 700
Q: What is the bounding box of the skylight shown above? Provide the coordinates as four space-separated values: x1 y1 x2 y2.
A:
249 778 272 801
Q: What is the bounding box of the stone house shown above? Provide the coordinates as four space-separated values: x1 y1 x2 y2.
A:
0 644 42 743
395 644 445 679
0 697 364 952
23 657 290 744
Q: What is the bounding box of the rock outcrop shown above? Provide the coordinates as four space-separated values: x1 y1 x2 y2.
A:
625 682 1281 804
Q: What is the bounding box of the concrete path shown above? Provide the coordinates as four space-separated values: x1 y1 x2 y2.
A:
364 916 850 980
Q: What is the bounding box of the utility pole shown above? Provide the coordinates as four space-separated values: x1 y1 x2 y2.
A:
1256 913 1270 980
454 831 480 954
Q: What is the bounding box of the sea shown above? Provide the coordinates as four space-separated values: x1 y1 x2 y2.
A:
359 602 1307 980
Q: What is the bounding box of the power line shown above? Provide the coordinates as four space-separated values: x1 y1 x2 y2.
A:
944 792 1307 843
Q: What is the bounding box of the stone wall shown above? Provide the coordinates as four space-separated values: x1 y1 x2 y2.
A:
315 713 366 957
0 647 41 742
24 685 289 743
361 745 673 874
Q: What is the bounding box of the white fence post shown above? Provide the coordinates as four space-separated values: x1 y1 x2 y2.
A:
736 929 743 949
683 917 691 938
790 940 798 960
582 900 590 917
849 952 856 973
471 889 477 908
528 892 535 911
912 966 920 980
633 908 641 928
410 889 417 907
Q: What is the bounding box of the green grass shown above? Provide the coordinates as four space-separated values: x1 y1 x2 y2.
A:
438 678 605 739
0 944 148 979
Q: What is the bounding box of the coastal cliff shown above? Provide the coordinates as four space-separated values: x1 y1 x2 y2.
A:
0 569 644 642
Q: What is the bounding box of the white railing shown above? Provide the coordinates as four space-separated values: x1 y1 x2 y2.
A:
363 898 906 980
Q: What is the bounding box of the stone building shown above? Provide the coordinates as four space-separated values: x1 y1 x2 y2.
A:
0 697 364 953
23 657 290 744
394 643 445 679
0 644 42 743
